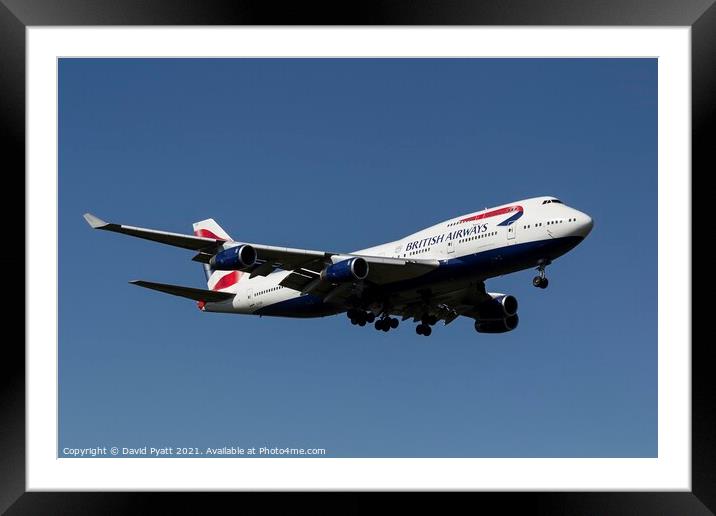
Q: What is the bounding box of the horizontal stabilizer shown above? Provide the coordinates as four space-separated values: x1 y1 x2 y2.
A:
129 280 235 302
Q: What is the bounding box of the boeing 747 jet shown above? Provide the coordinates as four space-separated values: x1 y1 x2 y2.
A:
84 196 593 336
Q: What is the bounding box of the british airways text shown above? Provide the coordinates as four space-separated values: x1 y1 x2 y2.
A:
405 224 489 251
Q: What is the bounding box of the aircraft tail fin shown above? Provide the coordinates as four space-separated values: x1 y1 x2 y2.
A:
192 218 243 291
192 218 232 241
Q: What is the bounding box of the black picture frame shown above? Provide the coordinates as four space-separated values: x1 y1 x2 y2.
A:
4 1 709 513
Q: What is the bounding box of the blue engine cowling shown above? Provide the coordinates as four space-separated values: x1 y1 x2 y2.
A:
321 257 369 283
209 244 257 271
474 314 519 333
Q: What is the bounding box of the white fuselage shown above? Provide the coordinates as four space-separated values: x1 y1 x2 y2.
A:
204 196 593 316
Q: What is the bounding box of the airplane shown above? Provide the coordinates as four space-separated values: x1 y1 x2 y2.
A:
83 196 593 336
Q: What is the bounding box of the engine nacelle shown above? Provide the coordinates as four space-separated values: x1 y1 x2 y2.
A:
321 257 369 283
476 293 519 319
209 244 257 271
475 314 519 334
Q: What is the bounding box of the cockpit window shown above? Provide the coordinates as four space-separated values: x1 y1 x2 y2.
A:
542 199 563 205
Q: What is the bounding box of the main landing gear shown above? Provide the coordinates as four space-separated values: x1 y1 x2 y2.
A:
375 316 399 332
532 262 550 289
348 309 399 332
347 308 375 326
348 308 439 337
416 314 438 336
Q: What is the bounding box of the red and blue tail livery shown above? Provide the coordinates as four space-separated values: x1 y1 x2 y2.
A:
84 196 593 336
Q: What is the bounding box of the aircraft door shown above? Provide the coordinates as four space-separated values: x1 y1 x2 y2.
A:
447 241 455 254
507 222 516 241
248 288 255 308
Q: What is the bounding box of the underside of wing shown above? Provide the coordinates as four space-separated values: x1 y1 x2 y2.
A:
389 281 492 324
84 213 223 251
84 213 331 275
362 257 439 284
250 245 328 272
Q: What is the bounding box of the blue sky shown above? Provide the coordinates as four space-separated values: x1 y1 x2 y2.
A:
59 58 656 458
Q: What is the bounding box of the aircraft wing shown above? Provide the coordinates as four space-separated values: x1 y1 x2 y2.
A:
83 213 223 251
85 213 439 291
278 255 438 295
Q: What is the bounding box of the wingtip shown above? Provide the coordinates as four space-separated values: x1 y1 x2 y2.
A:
83 213 109 229
83 212 108 229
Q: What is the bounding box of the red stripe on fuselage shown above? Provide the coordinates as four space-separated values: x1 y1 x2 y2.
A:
459 205 523 223
212 271 241 291
194 229 226 240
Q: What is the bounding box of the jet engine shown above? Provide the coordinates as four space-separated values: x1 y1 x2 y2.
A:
474 314 519 333
477 293 518 319
321 257 369 283
473 293 519 333
209 244 257 271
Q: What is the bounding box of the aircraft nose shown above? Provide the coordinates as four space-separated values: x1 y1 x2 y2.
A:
575 213 594 238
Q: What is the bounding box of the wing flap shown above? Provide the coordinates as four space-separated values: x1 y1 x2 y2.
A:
130 280 235 302
247 261 274 278
191 252 213 264
279 268 320 290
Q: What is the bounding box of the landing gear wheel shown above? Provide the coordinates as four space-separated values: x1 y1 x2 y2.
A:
533 276 549 288
366 312 376 323
416 324 431 336
533 262 550 289
348 309 364 325
376 318 393 331
390 318 399 329
358 320 366 327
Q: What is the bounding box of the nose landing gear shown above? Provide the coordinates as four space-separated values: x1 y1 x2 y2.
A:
532 262 550 289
